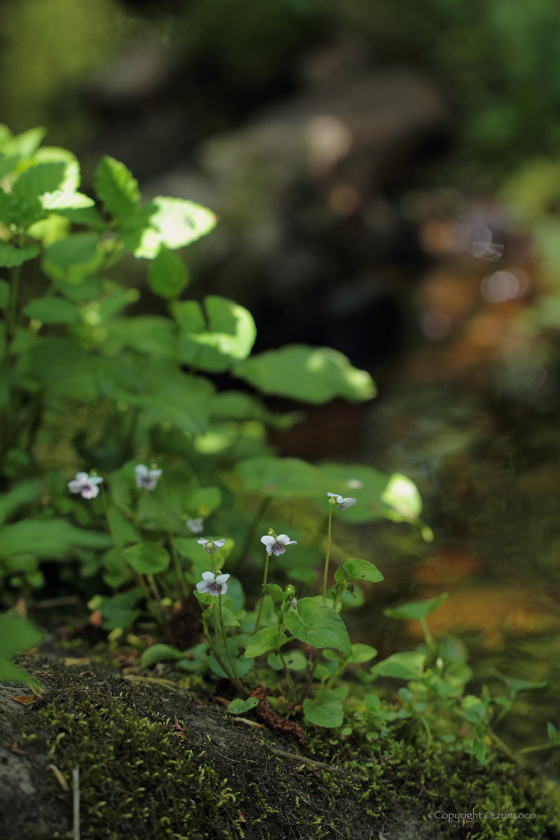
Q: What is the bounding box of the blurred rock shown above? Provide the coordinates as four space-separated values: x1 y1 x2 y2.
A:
144 65 446 362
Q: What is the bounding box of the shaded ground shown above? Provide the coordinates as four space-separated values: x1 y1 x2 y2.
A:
1 647 560 840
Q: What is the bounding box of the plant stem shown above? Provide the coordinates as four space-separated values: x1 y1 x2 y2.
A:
219 594 244 692
279 651 297 701
254 549 270 633
298 650 321 704
202 609 247 698
322 504 333 603
417 715 432 754
160 473 189 598
147 574 162 602
5 263 21 351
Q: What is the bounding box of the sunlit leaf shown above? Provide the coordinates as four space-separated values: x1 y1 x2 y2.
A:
177 296 256 372
234 344 376 404
95 156 140 221
381 474 422 521
133 197 217 258
371 651 426 681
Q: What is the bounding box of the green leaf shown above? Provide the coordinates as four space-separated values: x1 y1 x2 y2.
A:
461 695 488 724
348 644 378 664
27 338 101 403
548 722 558 742
384 593 449 622
381 474 423 521
4 127 46 158
41 191 94 211
284 597 351 657
133 197 217 258
0 279 9 308
0 519 111 560
106 505 139 549
140 644 184 668
184 486 222 517
100 589 142 631
228 697 259 714
148 246 189 299
12 162 66 201
235 456 324 498
23 297 80 324
0 242 40 267
42 233 103 283
371 651 426 681
95 156 140 221
244 628 287 658
343 558 384 583
303 690 344 728
124 542 170 575
234 344 376 404
267 650 308 672
0 479 42 526
177 296 256 372
106 317 176 359
0 614 43 685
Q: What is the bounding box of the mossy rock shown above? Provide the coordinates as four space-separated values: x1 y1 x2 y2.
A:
1 653 559 839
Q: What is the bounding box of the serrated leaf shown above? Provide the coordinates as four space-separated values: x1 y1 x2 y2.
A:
284 597 351 656
95 156 140 221
12 162 66 201
384 593 448 622
148 246 189 299
228 697 259 714
244 628 287 658
234 344 376 404
303 690 343 728
371 651 426 681
133 197 217 258
0 242 40 267
42 233 103 283
23 297 80 324
124 542 170 575
343 558 384 583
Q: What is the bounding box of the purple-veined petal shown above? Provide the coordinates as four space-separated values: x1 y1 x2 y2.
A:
196 581 210 593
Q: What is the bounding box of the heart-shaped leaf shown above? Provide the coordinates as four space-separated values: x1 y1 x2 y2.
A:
303 690 343 728
124 542 170 575
284 598 351 657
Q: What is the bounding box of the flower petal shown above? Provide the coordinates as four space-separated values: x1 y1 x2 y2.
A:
197 538 209 545
216 574 230 584
135 464 149 477
75 472 89 481
89 476 104 485
149 469 163 479
201 571 216 582
276 535 291 545
68 480 83 493
213 538 226 548
196 581 210 593
260 536 275 546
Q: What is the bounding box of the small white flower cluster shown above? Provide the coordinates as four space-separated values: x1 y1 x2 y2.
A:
327 492 357 510
260 533 297 556
196 571 230 597
68 472 103 499
197 537 226 554
135 464 162 490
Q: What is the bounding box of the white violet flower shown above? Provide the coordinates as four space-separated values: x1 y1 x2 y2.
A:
327 492 357 510
135 464 162 490
197 537 226 554
68 472 104 500
196 571 230 597
186 517 204 534
261 533 298 556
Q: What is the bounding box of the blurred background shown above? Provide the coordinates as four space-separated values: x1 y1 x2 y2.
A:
5 0 560 758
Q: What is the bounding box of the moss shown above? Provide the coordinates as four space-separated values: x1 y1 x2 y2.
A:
3 654 560 839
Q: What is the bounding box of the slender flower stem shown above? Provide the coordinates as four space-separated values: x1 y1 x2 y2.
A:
147 574 162 602
202 609 248 698
322 504 333 603
417 715 432 754
160 474 188 598
298 650 322 704
5 264 21 352
279 651 297 701
254 549 270 633
219 595 243 690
